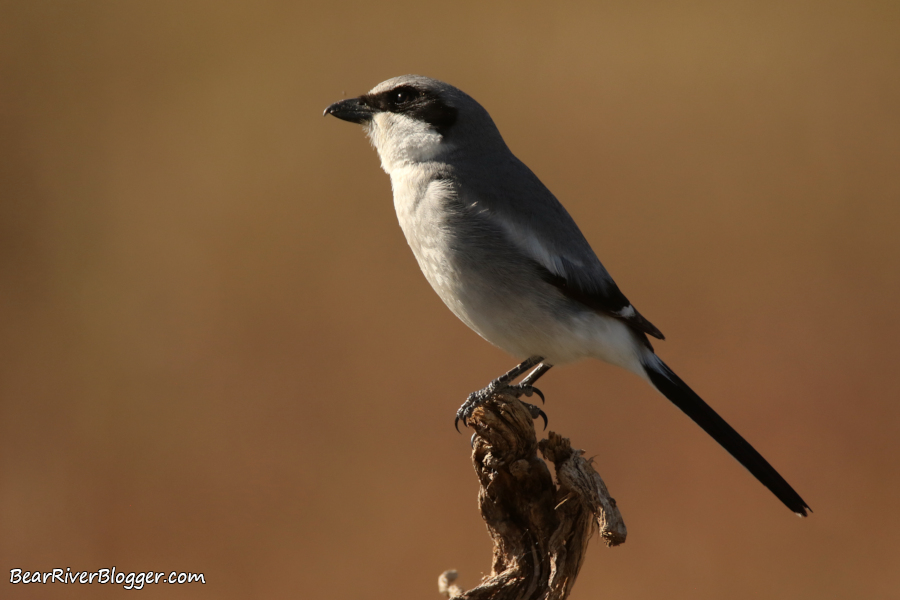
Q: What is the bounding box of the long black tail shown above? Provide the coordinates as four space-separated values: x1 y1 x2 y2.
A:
642 355 810 516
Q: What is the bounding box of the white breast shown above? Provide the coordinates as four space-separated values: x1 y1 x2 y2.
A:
391 170 459 296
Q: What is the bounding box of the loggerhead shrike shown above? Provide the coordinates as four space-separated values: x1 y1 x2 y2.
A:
324 75 809 517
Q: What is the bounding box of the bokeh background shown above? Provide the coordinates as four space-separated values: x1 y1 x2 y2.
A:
2 1 899 598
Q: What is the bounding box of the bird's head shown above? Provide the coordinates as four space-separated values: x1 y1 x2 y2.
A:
324 75 506 173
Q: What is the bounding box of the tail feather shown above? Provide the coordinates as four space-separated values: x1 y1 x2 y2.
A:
642 355 810 517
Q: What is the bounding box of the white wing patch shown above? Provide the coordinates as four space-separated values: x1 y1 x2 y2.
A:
615 305 636 318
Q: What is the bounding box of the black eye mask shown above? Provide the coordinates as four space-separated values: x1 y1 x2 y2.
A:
360 86 458 133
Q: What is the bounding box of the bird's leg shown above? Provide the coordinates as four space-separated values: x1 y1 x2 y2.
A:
456 356 546 431
509 363 553 404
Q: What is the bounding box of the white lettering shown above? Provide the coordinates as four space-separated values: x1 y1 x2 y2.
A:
187 573 205 584
132 572 147 590
7 567 205 587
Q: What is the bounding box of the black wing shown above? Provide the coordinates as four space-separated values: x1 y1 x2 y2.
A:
536 255 664 346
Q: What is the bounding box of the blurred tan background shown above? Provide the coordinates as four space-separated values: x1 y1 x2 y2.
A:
1 1 899 598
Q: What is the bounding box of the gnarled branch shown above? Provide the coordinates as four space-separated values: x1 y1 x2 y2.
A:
439 393 626 600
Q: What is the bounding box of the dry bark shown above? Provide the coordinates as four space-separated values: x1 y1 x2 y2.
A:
439 393 626 600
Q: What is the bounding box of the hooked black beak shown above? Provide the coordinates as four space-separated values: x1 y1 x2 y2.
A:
323 97 376 124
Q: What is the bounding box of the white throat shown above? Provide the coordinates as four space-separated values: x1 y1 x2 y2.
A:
366 113 450 174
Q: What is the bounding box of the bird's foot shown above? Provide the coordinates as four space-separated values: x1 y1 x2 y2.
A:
519 401 549 431
455 382 548 432
507 382 545 404
455 386 494 432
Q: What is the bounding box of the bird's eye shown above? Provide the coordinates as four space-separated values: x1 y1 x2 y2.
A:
394 88 415 104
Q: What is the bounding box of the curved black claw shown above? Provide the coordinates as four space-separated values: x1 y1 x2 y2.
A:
520 402 549 430
532 386 545 405
455 391 487 433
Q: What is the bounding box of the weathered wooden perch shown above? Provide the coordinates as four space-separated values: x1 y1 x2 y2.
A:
439 393 626 600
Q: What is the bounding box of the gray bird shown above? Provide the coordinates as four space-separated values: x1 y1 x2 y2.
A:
324 75 809 517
